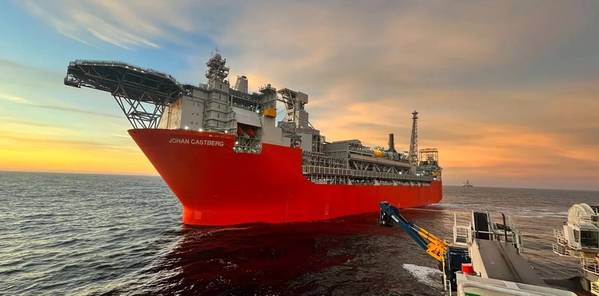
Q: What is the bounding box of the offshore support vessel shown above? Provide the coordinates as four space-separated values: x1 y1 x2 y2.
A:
63 53 442 226
379 203 576 295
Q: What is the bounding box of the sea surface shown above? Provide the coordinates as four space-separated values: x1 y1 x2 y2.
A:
1 171 598 295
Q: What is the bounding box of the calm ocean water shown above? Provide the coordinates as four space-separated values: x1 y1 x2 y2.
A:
1 171 598 295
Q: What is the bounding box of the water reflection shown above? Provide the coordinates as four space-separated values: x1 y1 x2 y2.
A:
154 210 446 295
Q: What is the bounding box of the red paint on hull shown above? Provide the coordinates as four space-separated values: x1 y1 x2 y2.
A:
129 129 443 226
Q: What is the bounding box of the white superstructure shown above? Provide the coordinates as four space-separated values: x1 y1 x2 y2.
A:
65 53 441 185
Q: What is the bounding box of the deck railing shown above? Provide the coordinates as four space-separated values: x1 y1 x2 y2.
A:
552 243 573 257
302 165 433 182
582 258 599 276
554 229 568 245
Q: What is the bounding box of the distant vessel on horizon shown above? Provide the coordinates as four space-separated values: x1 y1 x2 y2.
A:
463 179 474 188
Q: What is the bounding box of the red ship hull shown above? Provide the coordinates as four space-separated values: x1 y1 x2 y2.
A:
129 129 443 226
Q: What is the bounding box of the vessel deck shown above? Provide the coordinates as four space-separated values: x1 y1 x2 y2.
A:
476 239 546 286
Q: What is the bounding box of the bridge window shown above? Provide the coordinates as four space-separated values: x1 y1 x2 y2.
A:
581 230 599 248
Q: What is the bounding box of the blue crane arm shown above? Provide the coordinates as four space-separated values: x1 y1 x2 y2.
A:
379 202 428 250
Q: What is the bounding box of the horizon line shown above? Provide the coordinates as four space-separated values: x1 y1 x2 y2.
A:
1 169 597 193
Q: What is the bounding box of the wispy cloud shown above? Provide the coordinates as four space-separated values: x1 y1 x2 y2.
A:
19 0 203 49
0 59 123 120
1 133 130 151
29 103 121 119
14 0 599 189
0 92 30 104
0 90 120 119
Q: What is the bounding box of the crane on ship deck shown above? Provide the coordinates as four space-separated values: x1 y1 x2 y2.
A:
379 202 580 295
379 201 448 262
378 202 471 291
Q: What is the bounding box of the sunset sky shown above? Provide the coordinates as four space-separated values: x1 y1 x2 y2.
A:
1 1 598 190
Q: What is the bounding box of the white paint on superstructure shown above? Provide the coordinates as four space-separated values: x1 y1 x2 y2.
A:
261 116 289 146
300 133 313 151
159 96 205 130
232 107 261 127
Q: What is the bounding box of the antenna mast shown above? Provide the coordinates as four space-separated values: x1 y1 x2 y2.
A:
409 111 419 173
